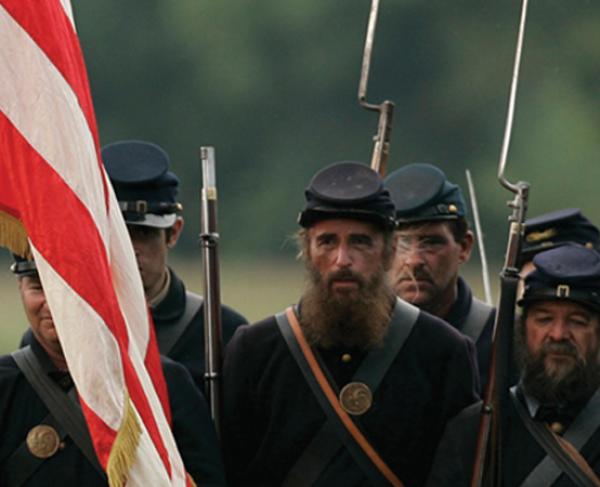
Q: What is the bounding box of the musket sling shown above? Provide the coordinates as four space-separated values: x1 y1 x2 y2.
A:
5 346 105 485
511 387 600 487
156 291 203 355
276 298 419 486
461 297 493 343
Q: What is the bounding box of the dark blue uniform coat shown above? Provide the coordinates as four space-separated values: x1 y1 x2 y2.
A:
222 306 479 486
426 390 600 486
0 337 226 486
445 277 495 390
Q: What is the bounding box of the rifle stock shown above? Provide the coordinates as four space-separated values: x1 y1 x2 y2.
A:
470 183 529 487
199 146 223 438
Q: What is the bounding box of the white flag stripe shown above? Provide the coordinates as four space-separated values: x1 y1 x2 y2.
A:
31 244 126 430
106 186 188 484
106 185 188 479
129 406 184 487
105 178 151 351
0 6 109 247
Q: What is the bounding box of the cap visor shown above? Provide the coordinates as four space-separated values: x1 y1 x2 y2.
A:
124 213 177 229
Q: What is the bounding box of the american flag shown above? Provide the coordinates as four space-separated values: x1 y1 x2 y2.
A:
0 1 190 484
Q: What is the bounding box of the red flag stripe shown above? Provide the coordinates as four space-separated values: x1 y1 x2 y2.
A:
0 113 171 473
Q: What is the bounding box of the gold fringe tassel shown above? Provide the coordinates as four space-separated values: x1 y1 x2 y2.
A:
187 473 197 487
0 211 31 258
107 393 142 487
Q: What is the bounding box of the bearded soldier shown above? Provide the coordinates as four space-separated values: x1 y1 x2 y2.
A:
427 244 600 486
222 161 479 486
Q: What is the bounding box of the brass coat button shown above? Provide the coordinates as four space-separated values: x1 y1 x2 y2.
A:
550 422 565 435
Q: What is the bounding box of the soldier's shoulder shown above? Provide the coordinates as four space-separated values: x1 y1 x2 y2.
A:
0 353 22 384
414 307 473 346
0 352 18 369
220 303 249 328
229 315 280 345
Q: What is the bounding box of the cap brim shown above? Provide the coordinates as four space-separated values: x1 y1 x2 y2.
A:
518 295 600 315
298 208 394 230
124 213 177 229
395 214 459 225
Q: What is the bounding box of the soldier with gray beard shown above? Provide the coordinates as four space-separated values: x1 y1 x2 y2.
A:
426 244 600 487
222 161 479 487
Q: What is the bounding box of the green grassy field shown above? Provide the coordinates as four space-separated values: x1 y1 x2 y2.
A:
0 257 305 355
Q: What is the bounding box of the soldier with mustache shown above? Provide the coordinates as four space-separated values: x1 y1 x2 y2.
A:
222 161 479 486
384 163 494 389
426 244 600 486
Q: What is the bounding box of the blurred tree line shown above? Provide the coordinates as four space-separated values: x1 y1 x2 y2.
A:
73 0 600 263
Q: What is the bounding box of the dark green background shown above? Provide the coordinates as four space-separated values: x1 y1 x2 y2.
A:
74 0 600 259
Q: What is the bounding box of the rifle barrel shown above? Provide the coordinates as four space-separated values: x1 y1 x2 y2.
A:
470 0 531 484
200 146 224 438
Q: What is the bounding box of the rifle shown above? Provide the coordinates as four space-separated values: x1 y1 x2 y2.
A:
358 0 394 177
470 1 531 486
465 169 493 306
199 146 224 438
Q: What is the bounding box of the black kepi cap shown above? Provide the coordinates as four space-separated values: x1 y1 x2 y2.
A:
519 244 600 313
298 161 396 230
521 208 600 264
102 140 182 228
384 163 467 224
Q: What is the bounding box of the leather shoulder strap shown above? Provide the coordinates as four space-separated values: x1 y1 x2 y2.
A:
277 300 417 487
511 387 600 487
10 347 105 476
461 297 494 342
353 298 419 390
157 291 203 355
2 411 67 486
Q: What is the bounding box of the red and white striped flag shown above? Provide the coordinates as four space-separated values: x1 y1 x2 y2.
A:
0 1 191 485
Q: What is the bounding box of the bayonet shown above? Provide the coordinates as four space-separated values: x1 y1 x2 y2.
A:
358 0 395 176
465 169 493 306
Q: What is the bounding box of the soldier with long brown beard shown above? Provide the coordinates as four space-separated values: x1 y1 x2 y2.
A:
222 161 479 487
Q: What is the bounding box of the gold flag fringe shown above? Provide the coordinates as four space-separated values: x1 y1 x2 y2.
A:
0 211 31 258
188 473 198 487
107 393 142 487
